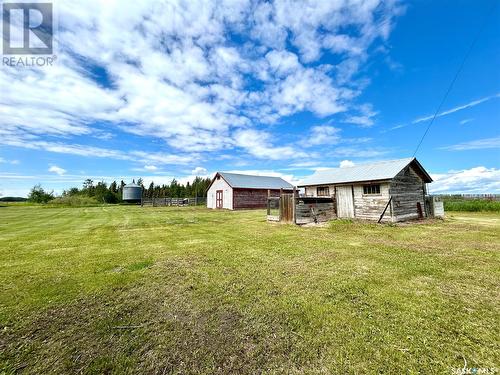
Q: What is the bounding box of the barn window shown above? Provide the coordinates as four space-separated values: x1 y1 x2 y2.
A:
317 186 330 196
363 184 380 195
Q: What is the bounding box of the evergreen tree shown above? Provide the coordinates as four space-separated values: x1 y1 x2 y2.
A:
109 181 118 193
147 182 154 198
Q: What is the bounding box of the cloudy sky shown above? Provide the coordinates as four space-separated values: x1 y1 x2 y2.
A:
1 0 499 197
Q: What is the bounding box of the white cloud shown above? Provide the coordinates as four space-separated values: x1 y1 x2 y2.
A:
413 94 499 124
191 166 208 175
343 104 378 127
323 34 363 56
289 161 321 168
459 118 473 125
0 0 402 156
339 160 355 168
387 94 499 132
440 137 500 151
144 165 158 171
307 125 341 146
48 165 67 176
265 50 300 77
0 131 196 165
270 68 346 117
429 167 500 194
0 157 19 165
234 129 307 160
328 146 388 158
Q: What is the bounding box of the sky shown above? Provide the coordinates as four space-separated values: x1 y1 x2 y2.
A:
1 0 499 197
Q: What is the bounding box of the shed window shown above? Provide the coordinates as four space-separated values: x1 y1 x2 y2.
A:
363 184 380 195
317 186 330 196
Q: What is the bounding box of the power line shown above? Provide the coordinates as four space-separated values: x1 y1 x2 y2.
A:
412 1 498 157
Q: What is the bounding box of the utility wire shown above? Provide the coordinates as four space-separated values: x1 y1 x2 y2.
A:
412 1 498 157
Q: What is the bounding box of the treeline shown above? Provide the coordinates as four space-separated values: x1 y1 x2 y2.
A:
27 176 212 205
140 176 212 199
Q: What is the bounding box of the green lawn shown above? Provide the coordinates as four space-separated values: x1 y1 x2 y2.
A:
0 205 498 374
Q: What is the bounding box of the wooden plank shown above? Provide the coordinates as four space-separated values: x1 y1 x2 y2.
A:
336 185 354 218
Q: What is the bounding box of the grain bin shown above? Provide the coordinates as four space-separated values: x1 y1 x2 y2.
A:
122 183 142 202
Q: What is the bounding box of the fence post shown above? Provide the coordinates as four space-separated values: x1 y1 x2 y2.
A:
292 187 296 224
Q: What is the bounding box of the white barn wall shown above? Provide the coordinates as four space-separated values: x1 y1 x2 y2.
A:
207 177 233 209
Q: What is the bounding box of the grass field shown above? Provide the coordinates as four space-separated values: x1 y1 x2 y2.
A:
442 198 500 212
0 205 499 374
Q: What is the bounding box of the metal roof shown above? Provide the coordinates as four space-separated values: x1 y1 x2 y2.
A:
124 183 141 188
218 172 294 189
298 158 432 186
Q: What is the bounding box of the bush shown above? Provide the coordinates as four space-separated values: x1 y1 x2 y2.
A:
94 190 120 204
49 195 99 207
28 184 54 203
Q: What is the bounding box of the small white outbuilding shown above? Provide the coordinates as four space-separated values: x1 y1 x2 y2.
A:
206 172 294 210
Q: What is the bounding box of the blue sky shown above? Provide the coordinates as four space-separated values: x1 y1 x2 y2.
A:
1 0 499 197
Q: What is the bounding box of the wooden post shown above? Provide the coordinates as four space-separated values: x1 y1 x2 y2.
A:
292 187 296 224
267 190 271 215
279 189 283 221
378 197 392 223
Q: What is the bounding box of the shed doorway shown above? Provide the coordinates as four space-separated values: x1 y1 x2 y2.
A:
336 185 354 218
216 190 223 209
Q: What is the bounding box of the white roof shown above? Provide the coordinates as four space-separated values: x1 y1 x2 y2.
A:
298 158 431 186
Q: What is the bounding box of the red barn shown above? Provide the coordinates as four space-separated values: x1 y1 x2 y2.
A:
207 172 294 210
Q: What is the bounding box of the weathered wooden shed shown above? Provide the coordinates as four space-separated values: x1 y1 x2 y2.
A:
297 158 433 222
207 172 294 210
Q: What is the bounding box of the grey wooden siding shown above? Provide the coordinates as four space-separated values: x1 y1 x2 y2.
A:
296 201 336 224
390 165 426 221
353 183 391 221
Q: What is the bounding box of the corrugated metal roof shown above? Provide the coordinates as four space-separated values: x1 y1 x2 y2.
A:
298 158 430 186
219 172 294 189
124 183 141 188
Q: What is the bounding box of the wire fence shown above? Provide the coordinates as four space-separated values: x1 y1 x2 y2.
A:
435 194 500 201
141 197 207 207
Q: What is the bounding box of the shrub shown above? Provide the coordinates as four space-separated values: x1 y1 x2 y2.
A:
94 189 120 204
49 195 99 207
27 184 54 203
